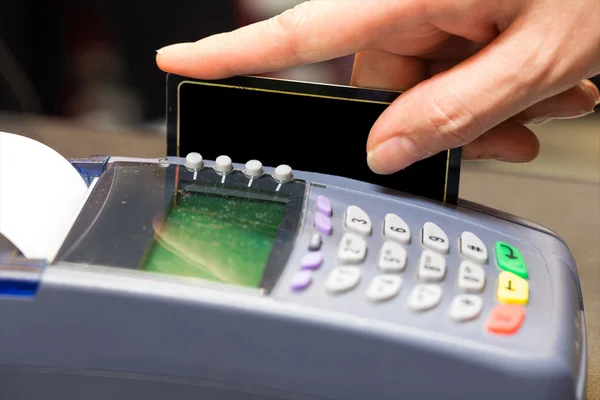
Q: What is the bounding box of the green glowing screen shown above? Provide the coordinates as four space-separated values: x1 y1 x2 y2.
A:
143 185 287 288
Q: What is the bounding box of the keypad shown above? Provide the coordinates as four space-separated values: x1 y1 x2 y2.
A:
417 250 446 282
383 213 410 244
325 266 361 293
308 233 322 251
497 271 529 305
366 275 402 302
300 251 323 270
290 270 313 291
314 196 333 236
494 242 528 279
294 196 533 337
449 295 483 322
460 231 488 263
457 261 486 293
485 304 526 334
338 233 367 263
422 222 449 253
316 195 332 217
345 205 372 236
408 284 443 311
314 213 332 236
378 241 407 272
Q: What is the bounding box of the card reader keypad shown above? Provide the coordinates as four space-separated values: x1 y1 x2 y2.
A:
287 189 537 340
378 241 408 272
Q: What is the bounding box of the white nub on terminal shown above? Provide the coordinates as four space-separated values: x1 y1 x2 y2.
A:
185 152 203 170
274 164 292 182
244 160 263 177
214 155 233 174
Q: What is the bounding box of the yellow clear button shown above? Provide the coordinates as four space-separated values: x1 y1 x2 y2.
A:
497 271 529 305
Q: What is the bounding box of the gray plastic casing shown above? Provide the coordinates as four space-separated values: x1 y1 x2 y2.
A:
0 156 587 400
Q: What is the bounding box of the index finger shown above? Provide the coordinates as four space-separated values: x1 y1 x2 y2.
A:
156 0 409 79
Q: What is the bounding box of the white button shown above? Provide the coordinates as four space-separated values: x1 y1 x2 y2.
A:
417 250 446 282
422 222 449 253
308 233 322 251
384 213 410 244
366 275 402 302
378 241 407 272
273 164 293 182
407 284 442 311
214 155 233 174
460 231 488 263
244 160 263 177
448 295 483 322
185 152 203 170
337 232 367 263
325 266 361 293
344 205 372 235
457 260 486 293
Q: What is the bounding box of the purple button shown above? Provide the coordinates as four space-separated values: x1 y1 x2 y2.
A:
290 270 313 291
316 195 332 216
300 251 324 270
314 213 332 236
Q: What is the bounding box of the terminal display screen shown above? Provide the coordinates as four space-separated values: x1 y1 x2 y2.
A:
143 184 288 288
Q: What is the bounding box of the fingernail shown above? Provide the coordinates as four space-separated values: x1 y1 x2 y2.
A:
367 136 430 174
551 108 595 120
156 42 191 55
581 79 600 106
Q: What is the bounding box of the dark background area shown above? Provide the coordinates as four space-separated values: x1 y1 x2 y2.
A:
0 0 238 121
0 0 353 127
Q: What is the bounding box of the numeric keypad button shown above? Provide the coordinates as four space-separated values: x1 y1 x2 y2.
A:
378 241 407 272
366 275 402 302
457 260 486 293
407 284 442 311
461 232 488 263
344 205 372 235
422 222 449 253
325 266 361 293
337 233 367 263
449 295 483 322
417 250 446 282
383 213 410 244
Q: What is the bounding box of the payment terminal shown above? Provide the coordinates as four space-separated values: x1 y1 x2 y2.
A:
0 152 587 400
0 75 588 400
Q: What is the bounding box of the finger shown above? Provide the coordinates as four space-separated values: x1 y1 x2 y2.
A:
350 49 427 90
461 119 540 162
365 12 587 174
516 79 600 124
156 1 415 79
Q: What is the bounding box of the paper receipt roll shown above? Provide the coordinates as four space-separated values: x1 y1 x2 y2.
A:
0 131 89 261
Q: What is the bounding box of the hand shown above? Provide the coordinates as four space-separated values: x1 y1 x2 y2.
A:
156 0 600 174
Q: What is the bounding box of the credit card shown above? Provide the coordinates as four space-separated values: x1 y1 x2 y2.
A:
166 74 461 204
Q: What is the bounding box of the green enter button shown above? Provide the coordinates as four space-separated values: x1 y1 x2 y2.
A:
494 242 528 279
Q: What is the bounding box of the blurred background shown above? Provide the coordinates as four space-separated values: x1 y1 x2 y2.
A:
0 0 356 129
0 1 599 395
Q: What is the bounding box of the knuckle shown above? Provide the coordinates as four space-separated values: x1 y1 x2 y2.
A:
423 92 483 145
268 2 313 64
274 2 312 31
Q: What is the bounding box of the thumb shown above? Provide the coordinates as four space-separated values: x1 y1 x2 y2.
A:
366 13 581 174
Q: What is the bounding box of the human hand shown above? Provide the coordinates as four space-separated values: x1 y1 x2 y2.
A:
156 0 600 174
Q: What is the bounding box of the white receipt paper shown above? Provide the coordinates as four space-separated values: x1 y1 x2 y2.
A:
0 131 89 261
